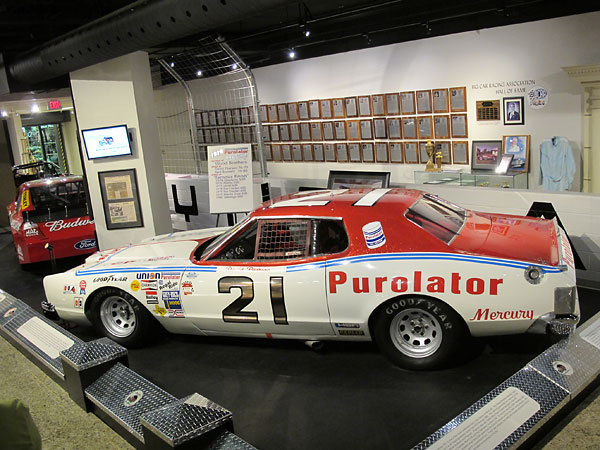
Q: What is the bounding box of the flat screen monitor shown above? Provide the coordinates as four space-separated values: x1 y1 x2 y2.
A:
82 124 132 160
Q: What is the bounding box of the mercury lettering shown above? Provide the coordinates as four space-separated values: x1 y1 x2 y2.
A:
469 308 533 321
328 271 503 296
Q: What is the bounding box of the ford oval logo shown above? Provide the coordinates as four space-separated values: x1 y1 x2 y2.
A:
74 239 97 250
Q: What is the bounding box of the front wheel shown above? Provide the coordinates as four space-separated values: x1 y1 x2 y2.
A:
372 297 469 370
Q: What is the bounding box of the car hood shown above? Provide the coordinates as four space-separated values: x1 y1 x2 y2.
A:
451 212 559 266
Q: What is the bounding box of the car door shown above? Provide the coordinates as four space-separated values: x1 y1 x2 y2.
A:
182 217 336 338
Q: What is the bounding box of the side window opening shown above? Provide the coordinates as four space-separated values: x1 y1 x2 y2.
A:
213 222 258 260
256 220 311 260
314 219 348 255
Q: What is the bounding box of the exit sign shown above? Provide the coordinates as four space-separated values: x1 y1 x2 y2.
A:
48 100 61 110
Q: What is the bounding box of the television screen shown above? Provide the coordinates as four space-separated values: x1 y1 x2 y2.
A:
82 125 132 160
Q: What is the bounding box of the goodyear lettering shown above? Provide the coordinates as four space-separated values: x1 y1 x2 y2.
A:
469 308 533 321
92 275 128 282
328 271 503 296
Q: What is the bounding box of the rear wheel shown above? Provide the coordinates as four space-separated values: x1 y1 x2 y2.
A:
372 297 469 370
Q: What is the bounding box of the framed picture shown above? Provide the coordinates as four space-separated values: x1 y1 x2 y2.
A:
432 89 449 113
98 169 143 230
436 142 451 164
217 110 226 126
218 128 227 143
242 127 253 143
434 116 450 139
375 142 389 162
451 114 468 138
502 134 530 172
361 143 375 162
264 144 272 161
320 99 333 119
336 143 349 162
309 100 321 119
332 98 345 118
325 143 337 162
371 94 386 116
334 121 347 140
287 102 299 121
269 125 279 142
310 122 323 141
402 117 417 139
385 93 400 115
298 101 310 120
347 120 360 140
241 107 250 124
300 122 311 140
418 117 433 139
390 143 404 163
348 143 361 162
281 144 292 161
450 87 467 112
232 108 242 125
373 118 387 139
400 92 416 115
416 90 432 114
201 111 209 126
358 96 372 116
359 120 373 140
226 128 235 143
248 105 256 124
327 170 391 189
503 97 525 125
387 118 402 139
208 110 217 126
225 109 233 125
292 144 303 161
452 141 469 165
313 144 325 162
404 142 419 164
289 123 300 141
197 129 205 144
210 129 219 143
271 144 282 161
471 140 502 171
322 122 335 140
344 97 358 117
302 144 314 161
195 112 204 127
278 124 290 141
277 104 288 121
267 105 278 122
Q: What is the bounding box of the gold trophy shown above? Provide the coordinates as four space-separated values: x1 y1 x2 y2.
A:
425 140 439 172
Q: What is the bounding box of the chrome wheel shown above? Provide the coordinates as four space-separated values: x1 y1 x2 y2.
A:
100 295 136 338
389 308 442 358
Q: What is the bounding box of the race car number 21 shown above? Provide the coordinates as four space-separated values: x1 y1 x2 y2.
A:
218 276 288 325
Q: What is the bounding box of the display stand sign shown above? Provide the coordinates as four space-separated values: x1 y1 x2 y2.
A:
208 144 254 214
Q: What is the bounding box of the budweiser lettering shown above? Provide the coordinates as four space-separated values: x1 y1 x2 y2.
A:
45 218 93 232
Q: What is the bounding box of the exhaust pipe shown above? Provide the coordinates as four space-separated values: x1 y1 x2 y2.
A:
304 340 324 351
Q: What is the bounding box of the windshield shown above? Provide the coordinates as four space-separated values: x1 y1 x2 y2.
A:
199 216 250 259
405 194 466 244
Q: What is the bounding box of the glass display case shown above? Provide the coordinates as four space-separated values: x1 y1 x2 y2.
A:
414 171 528 189
22 124 68 172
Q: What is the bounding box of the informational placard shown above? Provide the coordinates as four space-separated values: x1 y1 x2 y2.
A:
208 144 254 214
17 317 74 359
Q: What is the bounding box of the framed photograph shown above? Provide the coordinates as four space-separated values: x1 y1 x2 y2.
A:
332 98 345 118
502 134 530 172
278 124 290 141
226 128 235 143
216 110 226 126
98 169 143 230
242 127 253 143
334 121 347 140
277 104 288 122
248 106 256 124
300 122 311 140
347 120 360 140
434 116 450 139
320 99 333 119
404 142 419 164
402 117 417 139
232 108 242 125
234 127 243 143
218 128 227 143
310 122 323 141
197 129 206 144
208 110 217 126
267 105 278 123
358 96 372 116
269 125 280 142
292 144 303 161
302 144 314 161
400 91 416 115
225 109 233 125
419 142 431 164
452 141 469 165
450 87 467 112
271 144 282 161
195 111 204 127
432 89 449 113
260 125 270 142
390 143 404 163
289 123 300 141
471 140 502 171
264 144 272 161
327 170 391 189
436 142 452 164
361 143 375 162
309 100 320 119
418 117 433 139
385 93 400 115
336 143 349 162
298 101 310 120
373 118 387 139
325 143 337 162
360 120 373 140
344 97 358 117
313 144 325 162
416 90 432 114
375 142 389 162
451 114 468 138
322 122 335 140
371 95 386 116
503 97 525 125
287 102 299 121
387 118 402 139
281 144 292 161
495 154 514 174
210 129 219 143
201 111 209 127
258 106 268 123
241 107 250 124
348 143 361 162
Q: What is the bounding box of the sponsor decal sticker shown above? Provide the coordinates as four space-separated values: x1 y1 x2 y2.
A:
362 221 386 249
136 272 161 280
153 305 167 316
160 280 178 290
162 291 182 310
130 280 140 292
185 272 198 279
145 291 158 304
74 297 83 308
79 280 87 295
334 323 360 329
25 228 39 237
92 275 128 283
140 280 158 290
338 329 365 336
3 307 16 318
74 239 97 250
162 272 180 280
44 217 94 232
182 281 194 296
21 189 31 210
168 309 185 318
63 285 76 294
469 308 533 321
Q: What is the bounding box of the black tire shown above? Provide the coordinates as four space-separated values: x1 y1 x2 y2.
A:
372 296 469 370
89 288 158 348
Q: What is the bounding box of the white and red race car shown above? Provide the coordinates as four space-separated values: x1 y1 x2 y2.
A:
42 188 579 369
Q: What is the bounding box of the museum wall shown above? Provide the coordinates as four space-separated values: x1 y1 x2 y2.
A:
253 11 600 191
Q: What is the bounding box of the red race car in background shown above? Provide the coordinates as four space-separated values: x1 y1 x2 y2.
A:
7 175 97 264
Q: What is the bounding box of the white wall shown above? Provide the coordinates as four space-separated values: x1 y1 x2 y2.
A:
254 12 600 191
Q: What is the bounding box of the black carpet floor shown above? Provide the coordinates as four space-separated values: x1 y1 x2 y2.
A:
0 232 597 450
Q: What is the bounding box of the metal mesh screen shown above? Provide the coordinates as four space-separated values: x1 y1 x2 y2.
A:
151 36 265 176
256 220 310 260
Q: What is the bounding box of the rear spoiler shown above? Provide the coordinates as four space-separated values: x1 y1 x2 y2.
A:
553 218 573 273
